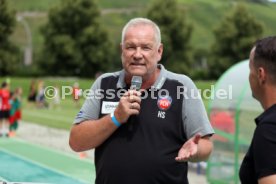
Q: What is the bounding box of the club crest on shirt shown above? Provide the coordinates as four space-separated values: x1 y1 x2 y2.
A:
157 96 172 111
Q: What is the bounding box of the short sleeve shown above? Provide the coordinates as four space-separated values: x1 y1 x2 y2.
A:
73 77 102 124
253 123 276 179
181 77 214 139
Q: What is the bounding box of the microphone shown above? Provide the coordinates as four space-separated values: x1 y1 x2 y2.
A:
128 76 142 131
130 76 142 90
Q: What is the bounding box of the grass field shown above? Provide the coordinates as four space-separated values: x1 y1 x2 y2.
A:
22 99 83 130
0 77 214 130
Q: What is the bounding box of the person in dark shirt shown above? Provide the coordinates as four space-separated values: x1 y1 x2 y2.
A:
239 36 276 184
69 17 214 184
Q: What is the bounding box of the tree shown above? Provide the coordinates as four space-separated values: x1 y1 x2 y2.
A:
0 0 20 76
209 4 263 79
146 0 193 75
40 0 113 77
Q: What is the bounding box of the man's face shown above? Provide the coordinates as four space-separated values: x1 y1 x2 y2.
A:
121 25 163 79
249 47 259 100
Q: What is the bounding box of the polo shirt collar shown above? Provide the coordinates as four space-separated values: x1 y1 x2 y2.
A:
255 103 276 125
116 64 167 90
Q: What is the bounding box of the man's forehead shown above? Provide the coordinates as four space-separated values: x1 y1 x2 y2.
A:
121 23 160 46
124 36 156 45
125 25 155 35
124 40 155 45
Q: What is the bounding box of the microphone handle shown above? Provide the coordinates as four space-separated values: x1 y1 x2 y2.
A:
128 84 141 131
129 88 136 131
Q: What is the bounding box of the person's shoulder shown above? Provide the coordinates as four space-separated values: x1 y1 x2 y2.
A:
165 70 195 86
255 122 276 142
92 71 122 86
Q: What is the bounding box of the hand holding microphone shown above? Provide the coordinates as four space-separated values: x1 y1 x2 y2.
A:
114 76 142 124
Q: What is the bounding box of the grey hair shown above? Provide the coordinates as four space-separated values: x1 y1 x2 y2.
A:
121 17 161 45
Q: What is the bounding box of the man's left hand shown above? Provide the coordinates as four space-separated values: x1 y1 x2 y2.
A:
175 134 201 162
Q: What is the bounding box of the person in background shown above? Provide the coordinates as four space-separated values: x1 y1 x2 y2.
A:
28 80 37 103
239 36 276 184
72 82 81 107
69 18 214 184
50 85 61 109
0 81 11 137
36 80 48 108
9 87 23 137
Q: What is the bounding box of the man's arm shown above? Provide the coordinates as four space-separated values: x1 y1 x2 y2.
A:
177 76 214 162
69 90 141 152
175 135 213 162
193 136 213 162
69 114 118 152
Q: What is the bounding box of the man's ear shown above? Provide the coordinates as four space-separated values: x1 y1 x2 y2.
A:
257 67 266 85
158 43 163 55
157 43 163 63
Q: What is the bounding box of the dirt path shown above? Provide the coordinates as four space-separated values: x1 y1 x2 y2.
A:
16 121 94 158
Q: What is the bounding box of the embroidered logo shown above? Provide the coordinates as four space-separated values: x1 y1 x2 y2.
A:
157 96 172 111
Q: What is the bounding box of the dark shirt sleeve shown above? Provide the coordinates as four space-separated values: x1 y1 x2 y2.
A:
253 122 276 179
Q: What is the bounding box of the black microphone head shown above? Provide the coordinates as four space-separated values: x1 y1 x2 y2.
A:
131 76 142 90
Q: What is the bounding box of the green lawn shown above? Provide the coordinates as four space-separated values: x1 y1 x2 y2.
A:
22 98 83 130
